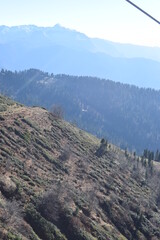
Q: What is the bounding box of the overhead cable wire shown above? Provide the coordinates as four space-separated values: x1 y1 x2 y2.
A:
125 0 160 25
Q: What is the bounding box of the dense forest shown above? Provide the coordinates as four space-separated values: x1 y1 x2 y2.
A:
1 68 160 153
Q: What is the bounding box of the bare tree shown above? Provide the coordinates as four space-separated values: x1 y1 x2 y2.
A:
38 181 75 223
50 104 64 119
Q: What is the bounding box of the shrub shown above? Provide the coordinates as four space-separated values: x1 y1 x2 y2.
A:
96 139 108 157
25 205 67 240
59 147 71 161
50 105 64 119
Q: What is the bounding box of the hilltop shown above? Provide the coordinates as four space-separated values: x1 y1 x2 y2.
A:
0 95 160 240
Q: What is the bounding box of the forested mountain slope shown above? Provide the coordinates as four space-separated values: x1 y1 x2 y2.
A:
1 69 160 153
0 95 160 240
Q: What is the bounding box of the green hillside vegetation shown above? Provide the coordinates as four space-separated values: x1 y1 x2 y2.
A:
1 69 160 153
0 95 160 239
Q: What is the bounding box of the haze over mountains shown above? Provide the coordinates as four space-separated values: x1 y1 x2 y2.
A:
0 24 160 89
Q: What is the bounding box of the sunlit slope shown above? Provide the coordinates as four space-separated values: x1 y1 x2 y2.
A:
0 95 160 240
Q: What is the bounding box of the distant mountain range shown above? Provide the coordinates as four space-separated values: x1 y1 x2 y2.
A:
0 24 160 89
1 68 160 153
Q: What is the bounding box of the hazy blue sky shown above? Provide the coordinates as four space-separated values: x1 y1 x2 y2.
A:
1 0 160 47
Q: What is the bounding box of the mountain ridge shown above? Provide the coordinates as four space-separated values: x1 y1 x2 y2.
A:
0 24 160 89
1 69 160 153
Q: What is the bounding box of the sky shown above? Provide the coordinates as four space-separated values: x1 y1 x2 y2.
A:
0 0 160 47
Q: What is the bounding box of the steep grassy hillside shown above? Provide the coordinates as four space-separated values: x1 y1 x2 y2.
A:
0 95 160 240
